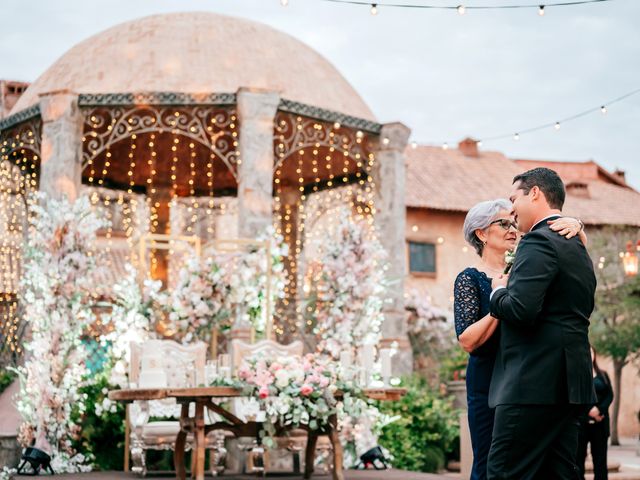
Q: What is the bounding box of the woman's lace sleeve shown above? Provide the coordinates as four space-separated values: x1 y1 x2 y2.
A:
454 271 480 338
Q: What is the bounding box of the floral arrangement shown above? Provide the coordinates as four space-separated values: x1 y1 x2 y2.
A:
221 229 288 333
308 215 388 358
14 193 107 473
338 398 399 468
166 229 287 342
236 354 338 446
100 263 163 386
405 290 452 347
504 247 517 274
164 253 229 343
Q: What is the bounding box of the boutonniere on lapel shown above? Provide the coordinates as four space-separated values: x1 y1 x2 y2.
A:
504 246 517 274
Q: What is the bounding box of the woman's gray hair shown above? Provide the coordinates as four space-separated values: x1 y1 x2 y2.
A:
463 199 512 256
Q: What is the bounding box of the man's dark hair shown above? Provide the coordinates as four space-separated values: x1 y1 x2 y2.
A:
513 167 565 210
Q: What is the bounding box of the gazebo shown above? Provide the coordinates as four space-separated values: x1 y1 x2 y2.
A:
0 12 410 365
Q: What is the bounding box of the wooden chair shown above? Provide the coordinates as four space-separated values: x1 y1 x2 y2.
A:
128 339 226 476
229 339 307 474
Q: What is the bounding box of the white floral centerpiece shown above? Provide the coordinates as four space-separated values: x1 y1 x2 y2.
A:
13 193 107 473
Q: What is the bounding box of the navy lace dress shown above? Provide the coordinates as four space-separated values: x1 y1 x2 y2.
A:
454 267 500 480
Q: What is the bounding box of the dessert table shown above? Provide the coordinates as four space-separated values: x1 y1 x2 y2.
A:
109 386 406 480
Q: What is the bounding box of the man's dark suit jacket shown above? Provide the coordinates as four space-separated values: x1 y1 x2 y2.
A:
489 216 597 408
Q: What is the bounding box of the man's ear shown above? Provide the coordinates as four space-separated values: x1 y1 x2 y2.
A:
530 185 541 202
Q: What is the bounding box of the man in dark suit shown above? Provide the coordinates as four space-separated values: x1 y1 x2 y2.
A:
487 167 597 479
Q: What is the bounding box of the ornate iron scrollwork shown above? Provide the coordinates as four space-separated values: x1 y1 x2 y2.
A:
81 104 239 178
273 112 375 172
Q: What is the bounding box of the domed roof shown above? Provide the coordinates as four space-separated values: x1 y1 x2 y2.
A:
12 12 375 119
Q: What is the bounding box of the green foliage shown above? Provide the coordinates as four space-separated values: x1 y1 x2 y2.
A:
589 226 640 363
0 367 16 394
439 346 468 382
377 376 460 473
72 371 125 471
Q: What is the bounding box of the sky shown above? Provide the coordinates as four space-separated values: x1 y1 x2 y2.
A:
2 0 639 189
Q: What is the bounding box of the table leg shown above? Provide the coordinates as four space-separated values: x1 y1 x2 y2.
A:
304 431 318 479
175 404 189 480
328 415 344 480
194 400 206 480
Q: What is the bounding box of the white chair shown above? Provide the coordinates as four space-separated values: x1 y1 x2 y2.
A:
229 339 306 474
128 340 225 476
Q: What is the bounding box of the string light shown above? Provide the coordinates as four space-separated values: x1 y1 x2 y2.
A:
281 0 289 5
370 3 378 14
318 0 611 14
414 86 639 147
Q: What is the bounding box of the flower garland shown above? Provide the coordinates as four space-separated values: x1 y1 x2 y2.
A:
309 214 388 358
14 193 107 473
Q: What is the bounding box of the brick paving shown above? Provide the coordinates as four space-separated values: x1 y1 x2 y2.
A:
49 470 447 479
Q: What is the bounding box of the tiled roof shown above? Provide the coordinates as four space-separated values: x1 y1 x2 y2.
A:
405 145 521 212
406 145 640 227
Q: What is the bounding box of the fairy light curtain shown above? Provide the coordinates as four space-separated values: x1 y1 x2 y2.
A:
0 114 41 361
272 111 379 341
80 99 239 281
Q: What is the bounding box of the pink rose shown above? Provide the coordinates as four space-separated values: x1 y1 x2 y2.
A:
300 384 313 396
258 386 269 399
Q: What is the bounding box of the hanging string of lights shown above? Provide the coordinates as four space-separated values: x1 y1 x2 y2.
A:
410 86 640 150
279 0 612 15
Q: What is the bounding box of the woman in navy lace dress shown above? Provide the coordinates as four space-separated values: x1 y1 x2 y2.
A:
453 199 585 480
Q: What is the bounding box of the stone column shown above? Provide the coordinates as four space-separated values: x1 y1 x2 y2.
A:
373 122 412 373
236 88 280 238
39 90 83 200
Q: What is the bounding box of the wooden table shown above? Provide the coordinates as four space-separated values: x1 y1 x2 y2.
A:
109 386 405 480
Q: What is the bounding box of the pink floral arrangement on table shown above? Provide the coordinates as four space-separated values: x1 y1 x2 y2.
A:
236 354 340 446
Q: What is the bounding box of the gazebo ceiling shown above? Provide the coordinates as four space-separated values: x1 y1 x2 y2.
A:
12 12 375 121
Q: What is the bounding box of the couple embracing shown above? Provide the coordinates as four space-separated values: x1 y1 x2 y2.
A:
454 167 597 479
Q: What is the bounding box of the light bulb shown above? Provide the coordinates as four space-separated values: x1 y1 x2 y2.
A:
538 5 545 16
477 140 483 147
457 5 466 15
555 122 561 130
601 105 607 114
442 142 449 150
280 0 288 6
514 133 520 141
411 141 418 149
370 3 378 15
